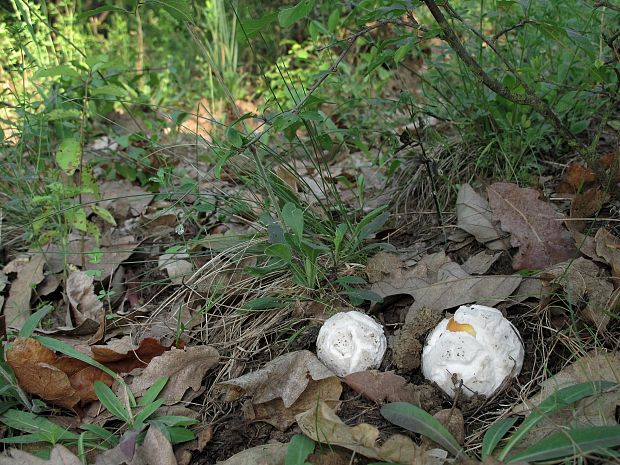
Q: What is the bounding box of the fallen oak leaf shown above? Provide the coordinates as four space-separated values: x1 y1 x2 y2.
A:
217 350 335 408
568 189 610 233
217 443 288 465
131 345 219 404
488 182 577 270
595 228 620 279
130 425 177 465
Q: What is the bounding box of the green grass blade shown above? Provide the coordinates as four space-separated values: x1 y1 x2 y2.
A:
498 380 616 460
94 381 130 423
19 305 53 338
34 336 123 384
138 377 169 407
506 425 620 463
482 417 518 460
380 402 462 456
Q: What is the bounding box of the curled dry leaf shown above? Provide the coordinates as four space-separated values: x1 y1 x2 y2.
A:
487 182 577 270
131 345 219 404
90 336 170 373
67 271 104 329
541 258 614 330
456 183 508 250
3 254 45 327
0 445 81 465
217 350 335 408
296 401 445 465
6 337 113 409
216 443 288 465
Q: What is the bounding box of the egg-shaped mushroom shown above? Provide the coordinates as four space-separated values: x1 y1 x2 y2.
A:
422 305 524 398
316 311 387 377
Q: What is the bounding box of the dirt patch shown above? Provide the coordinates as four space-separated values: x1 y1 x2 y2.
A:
391 307 443 372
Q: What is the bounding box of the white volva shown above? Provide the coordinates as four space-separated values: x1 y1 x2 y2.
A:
316 311 387 377
422 305 524 398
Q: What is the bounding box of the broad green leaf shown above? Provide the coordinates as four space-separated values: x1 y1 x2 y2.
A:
19 305 53 338
56 138 81 175
150 415 199 427
282 203 304 238
0 409 79 443
498 380 617 460
285 434 315 465
506 425 620 463
91 84 127 98
344 288 383 303
94 381 130 423
162 425 195 444
327 8 340 33
79 424 119 447
134 399 165 426
34 65 81 80
68 207 89 232
278 0 315 28
91 205 117 226
145 0 191 21
76 5 127 21
138 377 169 407
482 417 518 460
242 296 290 311
239 11 278 38
0 432 51 444
265 243 293 263
46 109 82 121
380 402 462 456
272 112 300 132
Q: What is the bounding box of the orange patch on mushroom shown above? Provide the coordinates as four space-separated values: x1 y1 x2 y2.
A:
446 318 476 337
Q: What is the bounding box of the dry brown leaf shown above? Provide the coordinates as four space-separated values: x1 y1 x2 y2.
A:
3 254 45 327
217 350 335 408
131 345 219 404
568 189 610 232
366 252 404 284
217 443 288 465
344 370 431 404
158 252 193 284
66 271 104 328
6 338 80 409
251 377 342 431
595 228 620 279
515 350 620 413
512 351 620 452
45 234 138 281
564 163 597 191
542 258 614 330
0 445 82 465
94 431 139 465
130 426 177 465
488 182 577 270
296 401 443 465
461 251 502 275
456 184 508 250
370 251 521 317
96 180 154 219
90 336 170 373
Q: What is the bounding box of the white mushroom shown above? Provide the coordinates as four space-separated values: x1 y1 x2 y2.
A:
422 305 524 398
316 311 387 377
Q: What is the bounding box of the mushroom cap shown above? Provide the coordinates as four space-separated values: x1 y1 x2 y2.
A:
316 311 387 377
422 305 524 398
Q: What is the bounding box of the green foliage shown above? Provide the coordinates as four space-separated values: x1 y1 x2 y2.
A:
382 381 620 463
285 434 315 465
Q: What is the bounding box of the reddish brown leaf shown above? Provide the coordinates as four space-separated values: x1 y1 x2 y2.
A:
569 189 610 232
488 182 577 270
6 338 80 409
69 366 114 402
91 336 169 373
564 163 597 190
343 370 433 406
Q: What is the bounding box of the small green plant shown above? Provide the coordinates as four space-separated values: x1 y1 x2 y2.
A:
285 434 315 465
381 381 620 463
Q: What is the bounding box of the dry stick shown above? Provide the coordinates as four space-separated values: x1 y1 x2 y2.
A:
422 0 586 158
492 19 536 44
594 0 620 13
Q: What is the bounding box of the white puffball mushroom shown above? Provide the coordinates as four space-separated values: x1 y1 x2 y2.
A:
317 311 387 377
422 305 524 398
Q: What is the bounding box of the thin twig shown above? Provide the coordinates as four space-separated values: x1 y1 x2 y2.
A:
492 19 535 44
594 0 620 13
